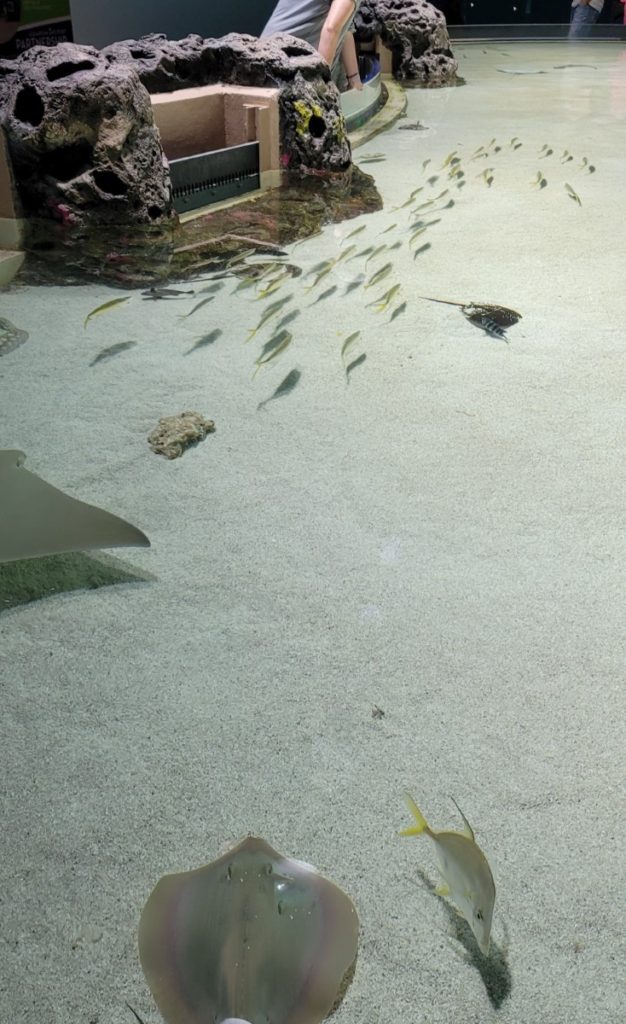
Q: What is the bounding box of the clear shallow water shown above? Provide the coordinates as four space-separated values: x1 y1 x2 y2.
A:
1 42 625 1024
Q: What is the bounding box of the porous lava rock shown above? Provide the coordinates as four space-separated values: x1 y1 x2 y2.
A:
354 0 457 83
103 32 351 175
148 411 216 459
0 42 172 227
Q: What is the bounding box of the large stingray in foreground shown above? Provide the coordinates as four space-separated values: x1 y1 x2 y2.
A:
0 450 149 563
138 836 359 1024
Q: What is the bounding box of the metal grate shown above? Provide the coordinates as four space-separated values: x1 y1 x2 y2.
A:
169 142 261 213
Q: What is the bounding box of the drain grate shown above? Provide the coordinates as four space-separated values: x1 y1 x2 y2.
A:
169 141 261 213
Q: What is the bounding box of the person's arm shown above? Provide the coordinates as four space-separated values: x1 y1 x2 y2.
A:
341 31 363 90
317 0 357 66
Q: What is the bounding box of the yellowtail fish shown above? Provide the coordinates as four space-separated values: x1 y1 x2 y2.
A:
564 182 582 206
394 195 418 210
378 223 398 235
441 150 458 168
364 262 393 289
306 264 334 291
225 247 257 268
400 793 496 956
256 269 290 299
394 187 424 210
409 219 441 246
367 283 401 313
349 245 374 261
253 329 293 375
531 171 547 189
334 244 357 264
83 295 131 329
344 223 367 240
365 244 388 265
307 259 333 277
341 330 361 365
247 295 293 339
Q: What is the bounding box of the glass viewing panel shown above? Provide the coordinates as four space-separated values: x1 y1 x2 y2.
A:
432 0 625 27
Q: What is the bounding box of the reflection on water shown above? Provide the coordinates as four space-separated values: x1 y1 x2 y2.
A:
20 167 383 287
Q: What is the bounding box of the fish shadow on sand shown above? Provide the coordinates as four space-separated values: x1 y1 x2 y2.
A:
0 551 155 612
415 868 512 1009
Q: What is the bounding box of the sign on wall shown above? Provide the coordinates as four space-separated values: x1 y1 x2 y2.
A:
0 1 73 57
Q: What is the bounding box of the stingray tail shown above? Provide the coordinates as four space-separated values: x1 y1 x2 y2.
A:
400 792 431 837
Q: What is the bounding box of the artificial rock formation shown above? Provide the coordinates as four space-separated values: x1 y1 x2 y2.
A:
0 32 351 238
0 42 172 228
103 32 351 175
354 0 458 84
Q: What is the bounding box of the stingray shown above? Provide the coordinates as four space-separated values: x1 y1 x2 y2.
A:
0 450 150 564
419 296 522 341
138 836 359 1024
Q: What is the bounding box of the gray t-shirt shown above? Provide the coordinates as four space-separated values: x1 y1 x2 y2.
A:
261 0 359 65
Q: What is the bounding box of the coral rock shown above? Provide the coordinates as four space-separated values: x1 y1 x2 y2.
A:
0 42 172 227
148 411 216 459
103 32 351 174
354 0 458 83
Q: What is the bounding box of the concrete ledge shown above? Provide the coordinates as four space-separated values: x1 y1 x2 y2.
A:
0 249 25 287
341 65 385 132
0 216 24 250
349 79 406 150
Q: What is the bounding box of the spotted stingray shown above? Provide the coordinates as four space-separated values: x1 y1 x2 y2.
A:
419 296 522 341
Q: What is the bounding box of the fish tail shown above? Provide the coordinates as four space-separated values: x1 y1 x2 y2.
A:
400 792 431 837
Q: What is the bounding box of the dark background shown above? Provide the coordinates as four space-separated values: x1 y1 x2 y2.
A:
68 0 619 50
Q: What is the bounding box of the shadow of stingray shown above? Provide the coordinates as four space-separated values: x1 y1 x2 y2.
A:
414 868 512 1009
0 550 155 612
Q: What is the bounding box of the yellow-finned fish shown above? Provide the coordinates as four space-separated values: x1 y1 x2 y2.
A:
400 793 496 956
83 296 131 329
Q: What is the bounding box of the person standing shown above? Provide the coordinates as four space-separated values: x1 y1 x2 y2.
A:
261 0 363 89
569 0 605 38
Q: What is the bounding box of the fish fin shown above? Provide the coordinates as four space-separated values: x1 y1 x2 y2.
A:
401 792 431 836
450 797 475 841
435 883 450 897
